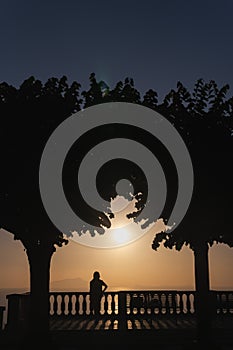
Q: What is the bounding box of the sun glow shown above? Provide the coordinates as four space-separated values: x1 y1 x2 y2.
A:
112 227 134 245
68 190 167 249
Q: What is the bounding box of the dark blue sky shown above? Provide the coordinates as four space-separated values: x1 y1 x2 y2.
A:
1 0 233 100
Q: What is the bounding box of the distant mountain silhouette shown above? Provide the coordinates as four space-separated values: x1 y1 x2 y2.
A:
50 277 88 291
49 278 141 292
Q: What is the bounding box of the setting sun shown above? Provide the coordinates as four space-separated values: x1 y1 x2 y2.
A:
111 227 134 245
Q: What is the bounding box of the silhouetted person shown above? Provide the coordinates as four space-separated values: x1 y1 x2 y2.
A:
89 271 108 315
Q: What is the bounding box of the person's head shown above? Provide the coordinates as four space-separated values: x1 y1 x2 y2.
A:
93 271 100 279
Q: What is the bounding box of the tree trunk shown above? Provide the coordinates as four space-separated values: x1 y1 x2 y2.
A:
193 242 211 344
24 241 55 347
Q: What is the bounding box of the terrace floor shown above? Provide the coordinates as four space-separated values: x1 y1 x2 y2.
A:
1 315 233 350
49 313 233 331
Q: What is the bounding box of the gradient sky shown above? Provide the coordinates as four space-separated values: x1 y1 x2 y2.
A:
1 0 233 98
1 227 233 291
1 0 233 291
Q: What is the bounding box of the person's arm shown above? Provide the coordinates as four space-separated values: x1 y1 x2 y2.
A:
102 281 108 292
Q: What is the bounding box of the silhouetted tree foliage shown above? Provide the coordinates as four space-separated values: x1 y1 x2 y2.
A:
1 73 233 340
82 73 141 107
152 79 233 250
142 88 158 110
81 72 104 107
1 75 83 247
112 77 141 103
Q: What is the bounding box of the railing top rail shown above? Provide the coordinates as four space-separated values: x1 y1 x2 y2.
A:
6 290 233 298
48 290 197 294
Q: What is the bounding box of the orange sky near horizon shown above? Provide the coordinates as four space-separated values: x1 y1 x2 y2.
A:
1 227 233 292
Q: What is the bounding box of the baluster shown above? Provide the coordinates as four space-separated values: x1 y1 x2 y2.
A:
71 295 76 316
49 294 53 316
186 292 191 314
131 292 137 315
60 294 65 316
180 293 184 314
161 293 166 314
76 294 82 316
138 293 141 314
158 293 162 315
176 292 181 314
190 293 195 314
221 292 225 314
229 293 233 314
226 293 230 314
103 293 108 315
144 292 149 315
170 293 173 314
164 293 170 314
111 293 116 315
141 292 145 315
171 292 177 315
83 294 87 316
221 293 225 314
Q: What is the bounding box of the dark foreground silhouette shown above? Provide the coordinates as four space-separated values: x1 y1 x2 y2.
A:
0 328 232 350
